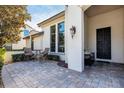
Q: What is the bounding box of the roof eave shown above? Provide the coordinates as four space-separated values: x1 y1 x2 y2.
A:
37 11 65 27
23 31 44 39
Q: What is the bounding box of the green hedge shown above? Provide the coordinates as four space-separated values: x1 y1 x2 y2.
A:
6 49 24 52
12 53 27 62
0 62 4 70
47 55 60 61
0 48 5 71
12 54 60 62
0 48 6 63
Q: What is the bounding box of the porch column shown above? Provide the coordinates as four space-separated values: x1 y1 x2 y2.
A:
29 36 32 48
65 6 84 72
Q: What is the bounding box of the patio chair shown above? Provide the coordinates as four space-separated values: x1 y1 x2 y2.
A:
39 48 49 62
24 48 34 61
32 49 42 62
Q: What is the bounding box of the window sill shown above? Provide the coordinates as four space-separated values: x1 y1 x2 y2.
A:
49 52 65 55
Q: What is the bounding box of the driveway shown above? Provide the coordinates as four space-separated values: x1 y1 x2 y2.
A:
2 61 124 88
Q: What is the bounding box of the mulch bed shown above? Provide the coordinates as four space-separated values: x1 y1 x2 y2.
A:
57 61 68 68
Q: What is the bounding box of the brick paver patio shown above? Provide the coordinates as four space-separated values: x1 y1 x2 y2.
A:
2 61 124 88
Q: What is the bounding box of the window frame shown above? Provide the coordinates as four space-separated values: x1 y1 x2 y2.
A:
57 21 65 53
50 25 56 53
50 21 65 54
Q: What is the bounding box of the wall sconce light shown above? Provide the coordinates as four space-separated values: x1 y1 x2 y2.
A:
70 26 76 39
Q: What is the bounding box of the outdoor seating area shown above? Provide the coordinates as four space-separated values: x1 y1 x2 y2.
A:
24 48 49 61
2 61 124 88
1 5 124 89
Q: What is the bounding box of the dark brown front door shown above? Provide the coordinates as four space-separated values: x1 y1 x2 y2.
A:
96 27 111 59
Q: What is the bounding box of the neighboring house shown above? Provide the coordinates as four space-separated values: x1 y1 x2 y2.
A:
37 5 124 72
5 24 35 51
23 30 44 50
11 31 26 50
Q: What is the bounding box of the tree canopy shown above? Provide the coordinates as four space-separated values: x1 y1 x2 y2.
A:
0 5 31 47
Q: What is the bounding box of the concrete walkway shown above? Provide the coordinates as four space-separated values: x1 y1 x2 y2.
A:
2 61 124 88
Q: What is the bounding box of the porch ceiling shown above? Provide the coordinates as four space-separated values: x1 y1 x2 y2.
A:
85 5 123 17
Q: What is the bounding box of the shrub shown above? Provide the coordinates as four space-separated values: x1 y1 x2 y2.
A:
47 55 60 61
6 49 24 51
12 53 27 62
12 49 24 51
0 48 6 63
0 62 4 70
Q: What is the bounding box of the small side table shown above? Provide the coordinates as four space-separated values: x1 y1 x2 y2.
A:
34 49 43 62
84 52 95 66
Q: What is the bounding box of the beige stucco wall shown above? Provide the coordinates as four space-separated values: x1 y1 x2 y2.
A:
87 8 124 63
84 14 88 50
41 16 65 28
33 35 43 50
4 51 24 63
25 38 31 48
41 16 65 61
12 32 26 50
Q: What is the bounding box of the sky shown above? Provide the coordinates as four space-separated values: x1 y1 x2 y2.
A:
26 5 65 31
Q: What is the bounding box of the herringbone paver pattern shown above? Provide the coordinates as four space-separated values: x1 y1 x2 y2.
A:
2 61 124 88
